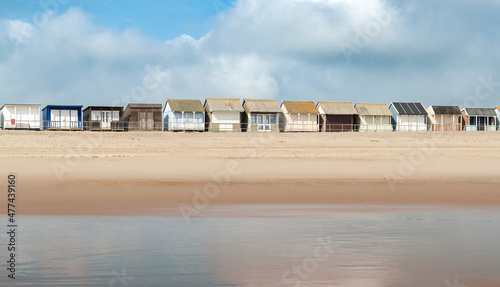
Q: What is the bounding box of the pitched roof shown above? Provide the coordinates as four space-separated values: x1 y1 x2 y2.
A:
281 101 319 114
463 108 497 116
167 99 204 112
354 103 392 116
243 99 281 113
497 106 500 112
429 106 461 115
125 103 162 109
204 98 244 112
390 102 428 115
317 102 357 115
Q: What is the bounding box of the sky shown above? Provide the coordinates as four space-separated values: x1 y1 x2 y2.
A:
0 0 499 108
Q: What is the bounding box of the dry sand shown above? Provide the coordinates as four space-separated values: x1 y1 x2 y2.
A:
0 130 499 216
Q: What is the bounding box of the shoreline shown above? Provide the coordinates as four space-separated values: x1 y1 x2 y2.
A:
16 180 500 216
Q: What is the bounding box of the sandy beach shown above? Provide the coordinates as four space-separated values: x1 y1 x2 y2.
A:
1 130 499 216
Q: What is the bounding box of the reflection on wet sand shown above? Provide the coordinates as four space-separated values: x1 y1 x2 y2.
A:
2 205 499 287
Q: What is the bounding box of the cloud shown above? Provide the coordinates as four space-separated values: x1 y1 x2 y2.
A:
1 0 500 108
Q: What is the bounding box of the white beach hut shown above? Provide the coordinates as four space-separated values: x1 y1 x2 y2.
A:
388 102 428 131
0 104 41 130
163 99 205 131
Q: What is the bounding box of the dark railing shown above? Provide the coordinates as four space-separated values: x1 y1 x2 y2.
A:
3 121 499 132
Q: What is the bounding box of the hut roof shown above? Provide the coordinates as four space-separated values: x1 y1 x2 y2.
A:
83 106 123 112
354 103 392 116
204 98 244 112
243 99 281 113
42 105 83 111
429 106 461 115
463 108 497 116
281 101 319 114
390 102 427 115
497 106 500 112
125 103 162 110
317 102 357 115
167 99 204 112
1 104 41 110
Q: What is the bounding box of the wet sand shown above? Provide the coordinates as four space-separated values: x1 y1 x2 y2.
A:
0 130 499 216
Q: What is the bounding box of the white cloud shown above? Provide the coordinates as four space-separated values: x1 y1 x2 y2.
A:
0 0 500 108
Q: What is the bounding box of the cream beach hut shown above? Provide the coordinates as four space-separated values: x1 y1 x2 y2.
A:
242 99 281 132
354 103 393 132
204 98 244 132
426 106 462 131
280 101 319 132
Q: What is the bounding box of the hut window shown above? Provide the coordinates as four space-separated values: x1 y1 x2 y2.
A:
91 111 101 121
470 117 476 125
174 112 182 122
112 111 119 121
251 114 257 124
270 114 277 124
369 116 375 125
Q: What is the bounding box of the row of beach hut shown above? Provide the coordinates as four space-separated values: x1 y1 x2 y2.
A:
1 100 499 132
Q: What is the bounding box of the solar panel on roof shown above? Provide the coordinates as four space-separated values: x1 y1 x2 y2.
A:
413 103 426 115
403 103 413 114
393 102 427 115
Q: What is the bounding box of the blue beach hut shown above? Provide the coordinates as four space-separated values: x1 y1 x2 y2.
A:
42 105 83 130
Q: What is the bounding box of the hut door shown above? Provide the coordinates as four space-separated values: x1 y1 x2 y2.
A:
60 110 71 129
478 117 486 131
146 112 154 130
138 112 147 130
102 111 111 130
257 115 271 132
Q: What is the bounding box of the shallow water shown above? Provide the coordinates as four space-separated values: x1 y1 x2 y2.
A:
1 205 500 286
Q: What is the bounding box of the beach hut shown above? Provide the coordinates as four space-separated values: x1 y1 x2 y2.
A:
388 102 428 131
82 106 124 131
123 103 162 131
242 99 281 132
496 106 500 131
280 101 319 132
42 105 83 130
461 108 497 131
0 104 41 130
316 102 357 132
163 99 205 132
204 98 243 132
353 103 393 132
426 106 462 131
